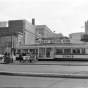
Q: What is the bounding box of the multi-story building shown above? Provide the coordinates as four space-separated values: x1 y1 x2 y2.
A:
69 32 84 41
35 25 55 38
54 33 63 37
80 20 88 42
0 21 8 27
0 21 9 54
0 18 80 55
0 19 38 54
35 25 64 38
8 19 36 45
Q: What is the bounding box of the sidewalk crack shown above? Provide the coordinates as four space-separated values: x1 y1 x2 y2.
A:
47 78 67 88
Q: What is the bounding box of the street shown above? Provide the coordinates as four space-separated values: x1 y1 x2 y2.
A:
1 63 88 74
0 75 88 88
0 61 88 88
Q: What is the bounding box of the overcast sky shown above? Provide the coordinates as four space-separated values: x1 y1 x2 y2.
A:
0 0 88 36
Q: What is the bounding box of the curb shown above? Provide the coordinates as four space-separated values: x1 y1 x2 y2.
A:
0 71 88 79
2 63 88 66
1 61 88 66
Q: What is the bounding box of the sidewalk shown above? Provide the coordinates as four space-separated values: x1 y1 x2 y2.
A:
0 61 88 78
7 60 88 66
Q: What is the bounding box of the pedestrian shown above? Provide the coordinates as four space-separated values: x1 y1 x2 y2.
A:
10 54 13 63
19 53 23 62
29 53 33 63
36 54 38 61
4 52 7 63
6 52 10 63
33 54 37 63
13 54 16 61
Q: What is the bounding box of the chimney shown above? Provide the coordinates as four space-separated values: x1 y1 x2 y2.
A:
32 18 35 25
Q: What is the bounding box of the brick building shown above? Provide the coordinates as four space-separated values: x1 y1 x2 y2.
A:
0 19 37 54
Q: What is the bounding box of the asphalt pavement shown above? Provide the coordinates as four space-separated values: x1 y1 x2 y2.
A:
0 60 88 78
1 75 88 88
3 60 88 66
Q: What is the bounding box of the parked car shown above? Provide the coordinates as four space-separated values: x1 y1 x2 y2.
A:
23 55 30 62
0 54 4 63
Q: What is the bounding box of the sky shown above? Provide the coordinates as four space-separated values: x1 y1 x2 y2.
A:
0 0 88 36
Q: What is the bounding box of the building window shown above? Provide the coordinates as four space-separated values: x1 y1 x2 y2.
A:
17 49 21 54
81 49 85 53
19 42 22 45
64 49 71 54
39 48 45 57
72 49 80 54
23 49 28 53
56 49 63 54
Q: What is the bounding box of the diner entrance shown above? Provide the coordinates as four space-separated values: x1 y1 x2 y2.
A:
38 47 54 59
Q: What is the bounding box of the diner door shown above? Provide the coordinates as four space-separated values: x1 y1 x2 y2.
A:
39 48 45 59
46 48 50 58
46 48 53 58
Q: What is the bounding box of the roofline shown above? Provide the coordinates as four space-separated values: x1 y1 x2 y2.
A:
35 25 54 34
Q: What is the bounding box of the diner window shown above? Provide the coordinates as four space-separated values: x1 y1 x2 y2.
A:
23 49 28 53
17 49 21 54
81 48 85 54
46 48 52 57
36 49 38 54
72 49 80 54
39 48 45 58
39 48 45 54
64 49 71 54
29 49 35 53
56 49 63 54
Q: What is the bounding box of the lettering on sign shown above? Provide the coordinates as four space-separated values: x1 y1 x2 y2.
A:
35 39 70 44
63 39 70 43
63 55 74 58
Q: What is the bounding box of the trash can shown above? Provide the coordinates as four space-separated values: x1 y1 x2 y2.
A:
4 53 10 64
4 56 10 63
7 56 10 63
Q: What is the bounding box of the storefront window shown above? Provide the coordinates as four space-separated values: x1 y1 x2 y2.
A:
29 49 35 53
72 49 80 54
56 49 63 54
46 48 52 57
23 49 28 53
17 49 21 54
39 48 45 58
64 49 71 54
81 48 85 53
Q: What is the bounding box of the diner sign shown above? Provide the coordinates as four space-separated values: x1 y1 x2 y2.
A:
35 38 70 44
